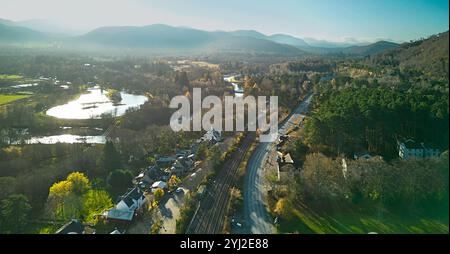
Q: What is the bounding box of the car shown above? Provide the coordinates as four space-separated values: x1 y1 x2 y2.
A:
190 172 197 178
175 187 184 194
231 218 243 227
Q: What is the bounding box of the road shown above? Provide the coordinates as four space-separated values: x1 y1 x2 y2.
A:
244 93 314 234
186 133 255 234
159 188 189 234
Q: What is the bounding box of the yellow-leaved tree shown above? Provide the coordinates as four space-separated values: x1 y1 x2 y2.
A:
46 172 112 225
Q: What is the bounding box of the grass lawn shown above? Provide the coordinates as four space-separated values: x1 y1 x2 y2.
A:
0 94 31 105
278 201 449 234
0 74 23 80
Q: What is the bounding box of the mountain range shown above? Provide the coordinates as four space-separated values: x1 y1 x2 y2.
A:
0 18 400 56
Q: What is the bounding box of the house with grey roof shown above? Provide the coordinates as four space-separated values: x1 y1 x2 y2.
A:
103 187 146 222
55 219 85 234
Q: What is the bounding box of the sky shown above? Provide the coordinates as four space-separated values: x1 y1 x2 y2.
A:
0 0 448 43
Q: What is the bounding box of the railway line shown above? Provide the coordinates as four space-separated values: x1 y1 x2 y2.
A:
187 132 255 234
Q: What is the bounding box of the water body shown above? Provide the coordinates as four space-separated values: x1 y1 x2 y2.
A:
231 83 244 96
11 83 39 88
26 134 106 144
224 75 244 97
46 86 148 119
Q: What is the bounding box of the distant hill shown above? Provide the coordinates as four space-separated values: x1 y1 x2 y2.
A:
80 24 215 49
229 30 309 47
79 24 306 55
3 20 439 59
0 22 49 43
293 40 398 56
241 31 398 56
228 30 268 40
303 38 362 48
372 31 449 80
341 41 399 56
0 18 15 26
15 19 86 36
268 34 309 47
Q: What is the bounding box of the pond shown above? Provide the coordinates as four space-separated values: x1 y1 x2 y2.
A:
46 86 148 119
25 134 106 144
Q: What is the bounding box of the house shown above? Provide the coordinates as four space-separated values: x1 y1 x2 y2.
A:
202 128 222 144
152 181 167 190
175 149 191 158
276 135 290 151
104 187 146 222
110 228 124 234
170 155 195 175
276 151 294 165
197 185 207 198
156 155 176 169
116 187 146 211
398 139 440 160
353 152 383 161
135 165 170 189
103 209 134 222
276 151 295 181
151 181 167 194
55 219 85 234
353 152 372 160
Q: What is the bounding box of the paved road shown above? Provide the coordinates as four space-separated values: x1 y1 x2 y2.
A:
244 93 314 234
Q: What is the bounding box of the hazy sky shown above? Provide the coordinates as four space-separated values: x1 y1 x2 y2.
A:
0 0 448 42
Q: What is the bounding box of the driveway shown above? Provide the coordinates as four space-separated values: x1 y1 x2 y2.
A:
159 188 189 234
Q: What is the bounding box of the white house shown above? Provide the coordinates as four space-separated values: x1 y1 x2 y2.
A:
398 139 440 160
276 151 294 165
104 187 146 222
152 181 167 190
115 187 146 211
202 128 222 144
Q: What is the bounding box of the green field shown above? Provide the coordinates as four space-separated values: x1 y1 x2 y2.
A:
0 94 31 105
0 74 23 80
278 201 449 234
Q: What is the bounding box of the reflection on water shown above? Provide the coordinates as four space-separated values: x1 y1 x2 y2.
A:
11 83 39 88
231 83 244 94
46 86 148 119
26 134 106 144
224 75 244 97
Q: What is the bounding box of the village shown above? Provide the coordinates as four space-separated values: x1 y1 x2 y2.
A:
55 121 443 234
55 128 223 234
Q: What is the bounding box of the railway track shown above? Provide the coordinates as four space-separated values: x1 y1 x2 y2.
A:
187 132 255 234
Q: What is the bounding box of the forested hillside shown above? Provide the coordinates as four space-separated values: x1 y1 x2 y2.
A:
367 31 449 81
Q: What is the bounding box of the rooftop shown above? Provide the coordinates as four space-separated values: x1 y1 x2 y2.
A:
119 187 144 207
55 219 85 234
